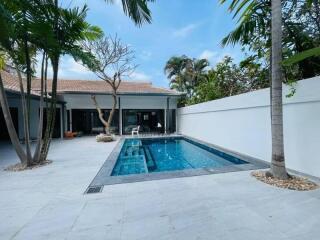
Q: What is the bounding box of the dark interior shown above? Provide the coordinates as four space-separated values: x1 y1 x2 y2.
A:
122 109 164 134
0 107 19 141
43 108 61 138
71 109 119 134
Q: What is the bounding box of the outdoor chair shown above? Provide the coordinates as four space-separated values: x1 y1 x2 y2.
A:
131 125 140 137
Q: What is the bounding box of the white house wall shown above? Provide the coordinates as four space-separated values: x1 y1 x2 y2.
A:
177 76 320 178
121 96 177 109
63 94 115 109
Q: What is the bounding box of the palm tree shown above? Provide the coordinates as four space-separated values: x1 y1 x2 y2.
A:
185 58 209 97
220 0 288 179
0 0 154 166
105 0 154 26
0 0 100 166
269 0 288 179
0 0 41 166
164 56 209 99
39 0 154 162
39 3 104 162
164 56 189 92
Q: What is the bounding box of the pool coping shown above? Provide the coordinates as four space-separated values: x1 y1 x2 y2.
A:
86 135 269 192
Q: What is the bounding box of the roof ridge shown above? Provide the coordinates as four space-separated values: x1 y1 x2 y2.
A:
41 78 152 84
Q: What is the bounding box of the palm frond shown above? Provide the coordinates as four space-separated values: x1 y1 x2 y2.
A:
283 47 320 66
105 0 154 26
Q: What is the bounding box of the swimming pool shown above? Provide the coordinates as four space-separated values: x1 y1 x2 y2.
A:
111 137 248 176
86 136 268 191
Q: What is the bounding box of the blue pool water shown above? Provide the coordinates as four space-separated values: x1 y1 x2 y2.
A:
111 138 248 176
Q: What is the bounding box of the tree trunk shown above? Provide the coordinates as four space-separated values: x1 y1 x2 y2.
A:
38 0 60 163
91 95 109 134
39 56 59 162
33 53 47 163
15 65 32 165
107 92 117 135
0 73 27 165
269 0 288 179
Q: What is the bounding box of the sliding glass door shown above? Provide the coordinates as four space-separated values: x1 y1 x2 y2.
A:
122 109 164 134
71 109 119 135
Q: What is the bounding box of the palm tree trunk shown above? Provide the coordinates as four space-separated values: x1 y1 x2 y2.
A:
39 0 60 163
0 73 27 165
269 0 288 179
33 53 47 163
39 56 59 162
15 65 32 165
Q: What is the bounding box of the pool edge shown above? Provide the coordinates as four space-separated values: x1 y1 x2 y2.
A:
85 135 269 192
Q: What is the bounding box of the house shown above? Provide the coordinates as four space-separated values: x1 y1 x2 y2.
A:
0 68 182 140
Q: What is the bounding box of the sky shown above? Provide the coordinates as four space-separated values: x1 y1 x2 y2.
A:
39 0 244 87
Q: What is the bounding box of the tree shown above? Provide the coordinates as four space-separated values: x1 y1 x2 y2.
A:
39 0 154 161
188 56 268 105
104 0 154 26
220 0 289 178
282 0 320 71
184 58 210 98
0 0 153 167
269 0 288 179
164 55 189 92
220 0 320 81
164 55 209 106
0 0 102 166
38 3 104 162
0 0 54 166
81 35 136 136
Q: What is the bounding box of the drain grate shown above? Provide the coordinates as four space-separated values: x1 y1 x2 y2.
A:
86 186 103 194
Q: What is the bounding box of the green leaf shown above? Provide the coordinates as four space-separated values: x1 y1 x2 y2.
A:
0 52 6 69
283 47 320 66
104 0 154 26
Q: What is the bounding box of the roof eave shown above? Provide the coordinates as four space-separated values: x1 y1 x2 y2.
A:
4 88 66 104
56 91 184 97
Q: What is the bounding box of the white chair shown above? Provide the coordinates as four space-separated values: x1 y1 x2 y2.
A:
131 125 140 137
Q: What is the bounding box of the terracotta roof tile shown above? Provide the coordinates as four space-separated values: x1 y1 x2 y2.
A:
31 79 180 95
1 70 40 96
1 70 181 96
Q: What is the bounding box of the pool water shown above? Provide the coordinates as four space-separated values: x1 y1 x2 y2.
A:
111 138 247 176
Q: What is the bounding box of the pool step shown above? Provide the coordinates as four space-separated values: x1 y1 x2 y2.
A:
143 146 157 171
124 144 148 157
117 155 148 175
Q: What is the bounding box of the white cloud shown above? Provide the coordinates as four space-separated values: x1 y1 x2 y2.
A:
173 23 198 38
66 58 91 74
198 50 217 61
35 55 96 80
198 49 236 65
129 71 152 81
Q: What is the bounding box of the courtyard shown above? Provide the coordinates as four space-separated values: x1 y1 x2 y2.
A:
0 137 319 240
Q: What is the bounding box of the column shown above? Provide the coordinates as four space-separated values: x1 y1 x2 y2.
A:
119 97 122 135
69 109 72 132
60 105 64 139
164 108 167 134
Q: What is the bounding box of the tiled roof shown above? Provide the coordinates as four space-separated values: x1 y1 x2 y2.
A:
1 70 181 96
31 79 181 95
0 70 40 96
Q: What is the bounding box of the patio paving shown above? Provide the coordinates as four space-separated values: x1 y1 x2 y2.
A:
0 136 319 240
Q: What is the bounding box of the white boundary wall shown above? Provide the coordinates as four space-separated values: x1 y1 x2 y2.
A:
177 76 320 178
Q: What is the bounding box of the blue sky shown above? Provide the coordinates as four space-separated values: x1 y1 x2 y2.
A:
45 0 244 87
